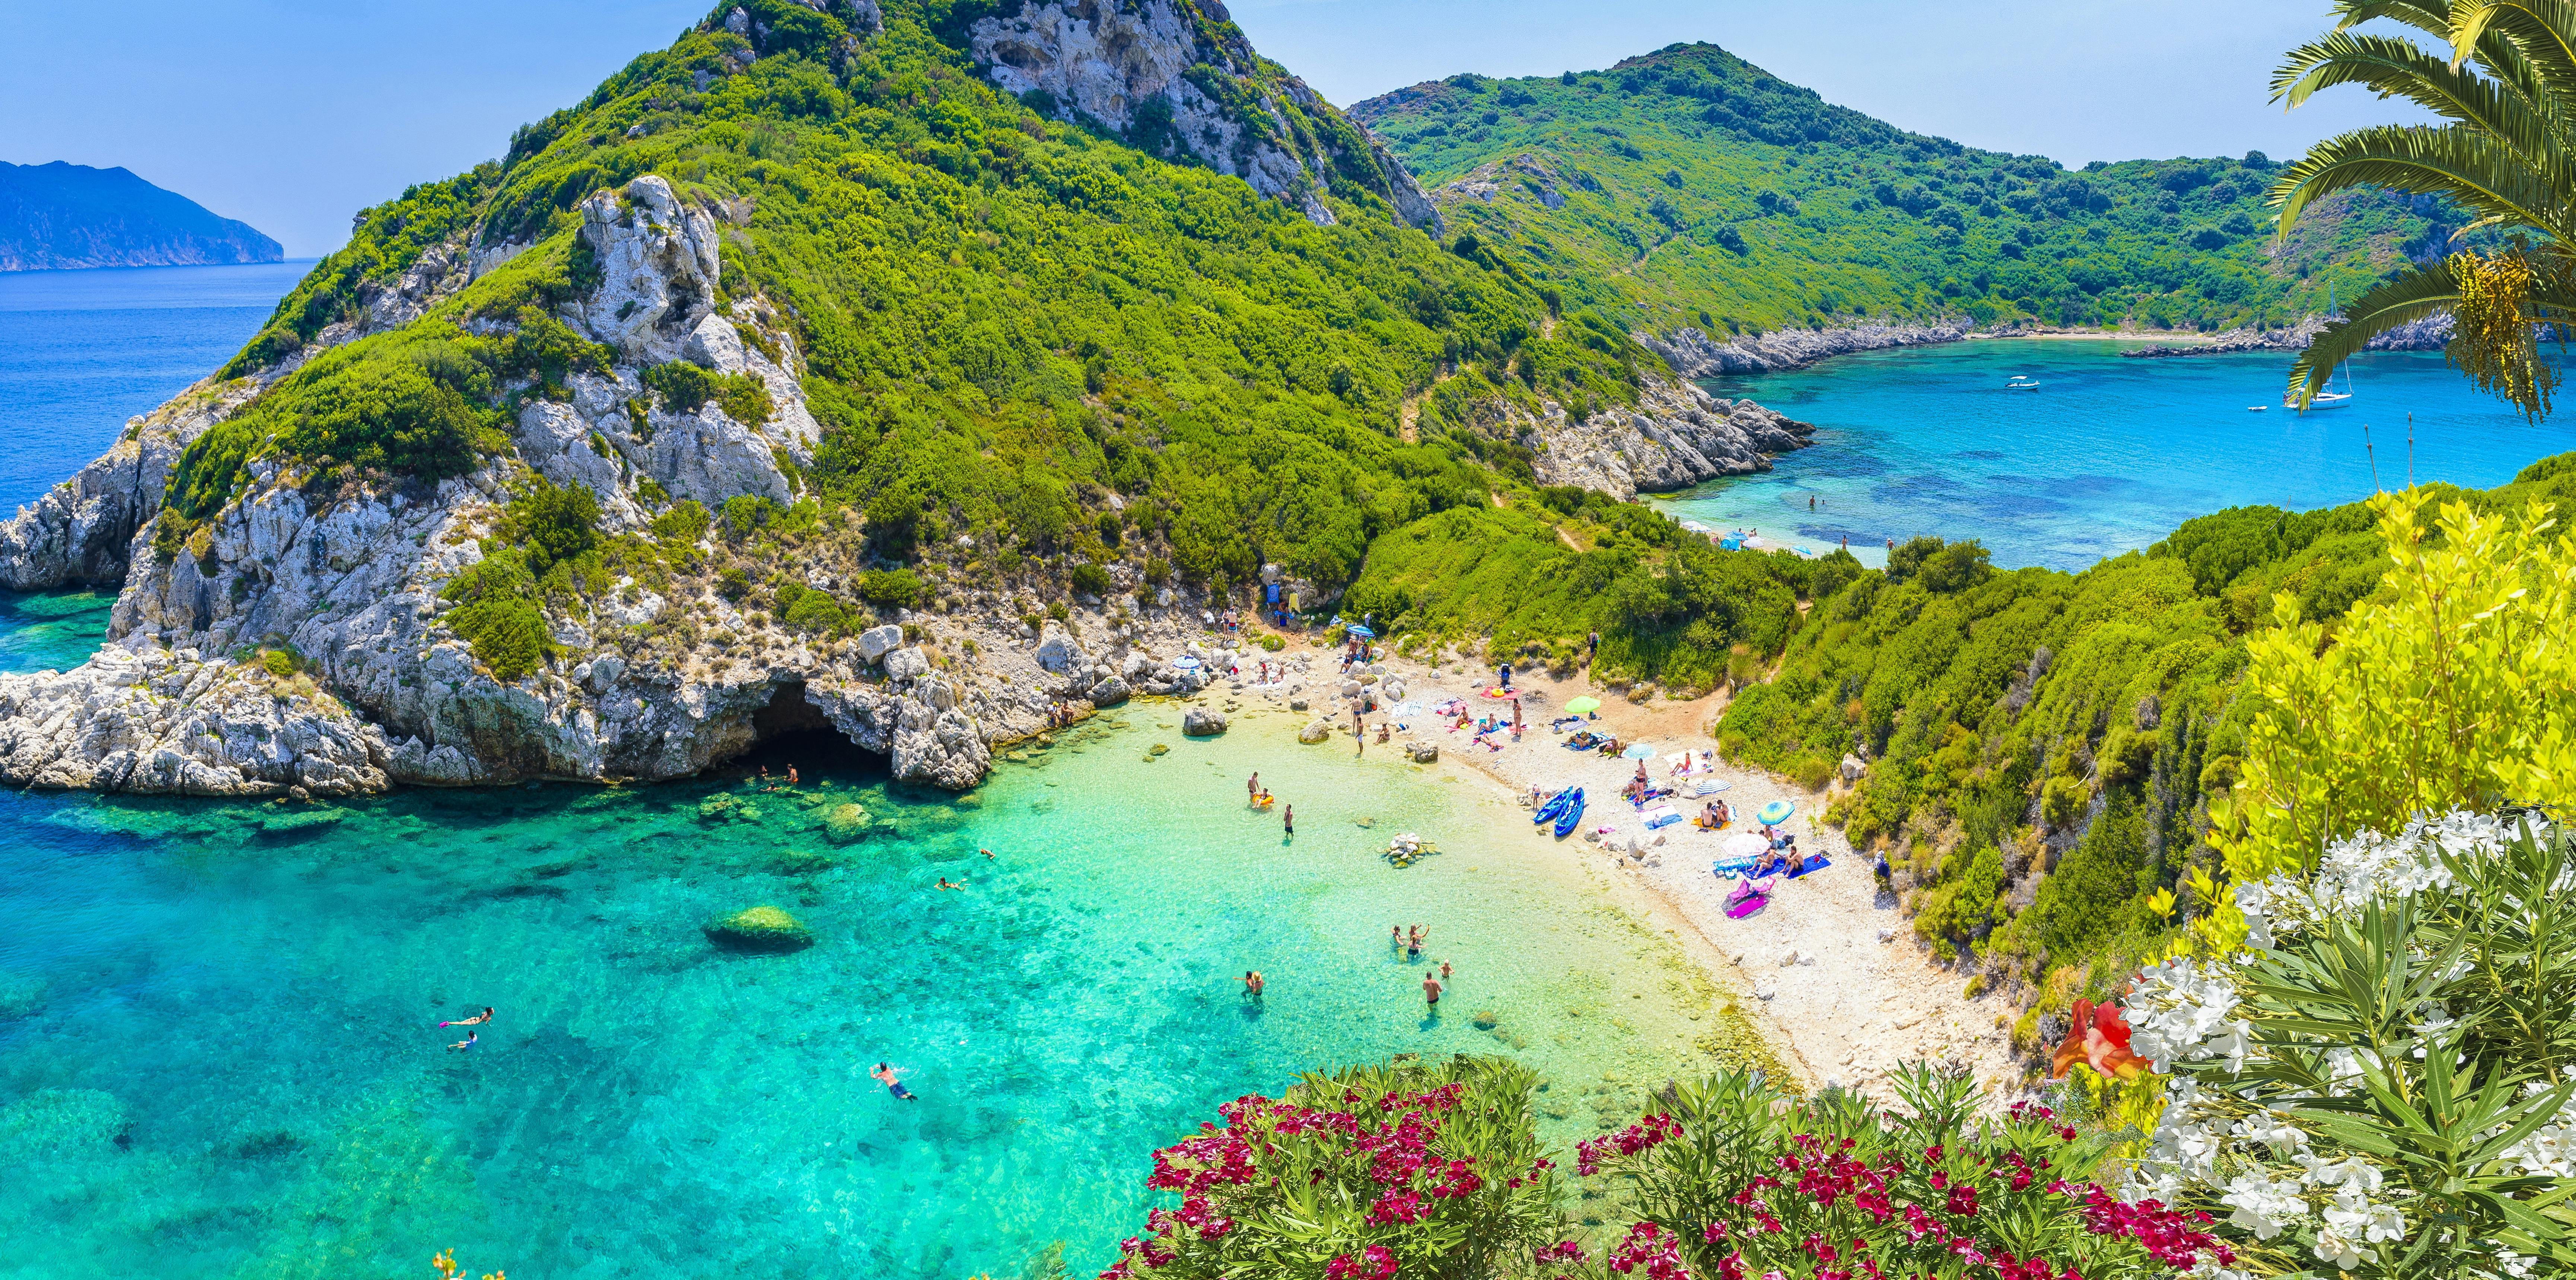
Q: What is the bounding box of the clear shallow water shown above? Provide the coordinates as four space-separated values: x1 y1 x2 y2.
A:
0 590 117 674
1661 338 2576 571
0 261 308 513
0 658 1746 1277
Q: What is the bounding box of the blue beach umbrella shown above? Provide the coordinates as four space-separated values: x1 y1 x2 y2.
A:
1622 743 1658 760
1346 624 1376 639
1171 656 1202 671
1757 799 1796 826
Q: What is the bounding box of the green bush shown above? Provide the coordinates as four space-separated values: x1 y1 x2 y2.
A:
652 499 711 545
509 478 598 576
259 649 295 678
856 568 923 609
719 495 780 538
641 361 720 413
1259 633 1284 652
1068 562 1113 596
784 590 849 633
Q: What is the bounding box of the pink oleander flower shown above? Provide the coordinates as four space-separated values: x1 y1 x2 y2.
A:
1324 1245 1398 1280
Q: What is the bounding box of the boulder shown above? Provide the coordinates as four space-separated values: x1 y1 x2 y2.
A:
1182 707 1227 737
1383 677 1406 701
1088 675 1131 706
1840 752 1867 782
704 905 814 953
1406 740 1439 764
1034 623 1084 673
1297 719 1334 745
1289 698 1309 711
883 647 931 680
857 624 904 662
820 802 870 844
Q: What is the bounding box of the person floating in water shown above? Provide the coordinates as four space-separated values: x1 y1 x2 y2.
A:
1422 972 1443 1009
448 1032 478 1051
1241 970 1265 1000
936 877 967 891
872 1062 917 1101
439 1006 493 1029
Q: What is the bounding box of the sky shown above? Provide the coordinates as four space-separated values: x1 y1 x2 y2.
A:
1 0 2428 258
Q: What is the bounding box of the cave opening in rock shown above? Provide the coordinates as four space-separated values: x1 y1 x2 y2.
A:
738 682 881 781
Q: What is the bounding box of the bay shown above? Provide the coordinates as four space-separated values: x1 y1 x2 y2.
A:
1657 338 2576 571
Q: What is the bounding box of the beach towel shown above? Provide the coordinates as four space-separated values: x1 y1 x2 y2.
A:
1713 854 1762 877
1723 875 1774 919
1642 805 1682 830
1784 853 1833 879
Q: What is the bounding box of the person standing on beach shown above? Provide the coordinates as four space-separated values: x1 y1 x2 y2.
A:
1422 972 1443 1010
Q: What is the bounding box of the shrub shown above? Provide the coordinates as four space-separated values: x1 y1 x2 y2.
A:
856 568 923 609
716 567 751 601
1047 601 1069 623
2107 813 2576 1280
1144 557 1172 585
1577 1065 2230 1280
652 499 711 545
719 494 781 538
785 590 849 633
1096 1057 1572 1280
259 649 295 678
448 596 547 680
1792 754 1833 792
1260 634 1283 652
1069 562 1113 596
509 478 598 576
714 372 773 424
641 360 719 413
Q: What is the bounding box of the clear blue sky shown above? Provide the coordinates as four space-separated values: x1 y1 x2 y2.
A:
0 0 2426 258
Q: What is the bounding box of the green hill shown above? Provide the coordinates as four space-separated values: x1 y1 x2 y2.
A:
1351 42 2460 338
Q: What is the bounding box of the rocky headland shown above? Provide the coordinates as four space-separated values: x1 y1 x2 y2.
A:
1634 320 1973 376
0 0 1824 803
0 161 284 273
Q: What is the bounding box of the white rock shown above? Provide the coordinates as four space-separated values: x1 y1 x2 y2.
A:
857 624 903 662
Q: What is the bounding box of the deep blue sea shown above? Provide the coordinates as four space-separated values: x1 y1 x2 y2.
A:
0 261 310 514
1663 338 2576 570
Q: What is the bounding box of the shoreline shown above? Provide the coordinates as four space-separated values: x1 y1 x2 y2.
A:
1221 639 2031 1103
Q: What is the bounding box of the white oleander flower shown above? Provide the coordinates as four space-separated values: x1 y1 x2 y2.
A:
2236 1109 2310 1154
2298 1153 2385 1195
2129 956 2250 1070
2312 1222 2366 1271
2218 1170 2306 1240
2188 1255 2251 1280
2496 1247 2535 1279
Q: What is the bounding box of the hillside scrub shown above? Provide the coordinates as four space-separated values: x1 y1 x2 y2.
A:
1716 454 2576 1025
1358 42 2478 335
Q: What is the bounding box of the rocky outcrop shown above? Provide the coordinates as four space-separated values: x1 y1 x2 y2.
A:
0 383 257 591
1182 707 1227 736
704 904 813 952
1637 321 1973 376
1521 375 1815 500
966 0 1439 232
2122 312 2455 359
1440 153 1578 210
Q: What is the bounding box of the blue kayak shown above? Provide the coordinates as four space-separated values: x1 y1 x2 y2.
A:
1553 788 1585 838
1533 789 1573 826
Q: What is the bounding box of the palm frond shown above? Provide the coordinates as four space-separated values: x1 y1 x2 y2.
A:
2454 1 2576 125
2340 0 2466 41
2288 263 2465 405
2270 124 2565 241
2271 28 2569 195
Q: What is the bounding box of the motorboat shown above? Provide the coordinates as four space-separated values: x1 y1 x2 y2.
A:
2005 375 2041 391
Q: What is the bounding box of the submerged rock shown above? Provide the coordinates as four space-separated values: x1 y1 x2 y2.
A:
704 905 813 953
1297 719 1333 744
819 802 870 844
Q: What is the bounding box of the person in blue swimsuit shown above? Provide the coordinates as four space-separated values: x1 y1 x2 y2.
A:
448 1032 478 1051
872 1062 917 1101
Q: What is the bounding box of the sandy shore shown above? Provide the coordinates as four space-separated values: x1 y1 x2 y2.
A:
1217 640 2029 1103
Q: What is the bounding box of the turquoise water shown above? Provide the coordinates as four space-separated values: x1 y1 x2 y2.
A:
0 590 117 674
0 261 307 513
0 608 1743 1277
1663 338 2576 571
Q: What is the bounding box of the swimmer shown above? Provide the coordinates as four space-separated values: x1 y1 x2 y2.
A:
1423 972 1443 1008
981 847 996 860
438 1006 494 1028
448 1031 478 1051
1241 970 1265 999
1439 960 1452 982
872 1061 918 1101
936 877 967 890
1405 925 1423 961
787 765 799 786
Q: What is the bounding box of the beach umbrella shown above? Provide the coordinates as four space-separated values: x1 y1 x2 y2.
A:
1171 656 1202 671
1564 696 1601 714
1757 799 1795 826
1345 624 1375 639
1622 743 1658 760
1724 831 1769 859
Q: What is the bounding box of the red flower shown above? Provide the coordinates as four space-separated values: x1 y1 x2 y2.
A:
2050 999 2147 1080
1325 1245 1398 1280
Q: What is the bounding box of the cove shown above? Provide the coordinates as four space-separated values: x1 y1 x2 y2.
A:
1656 338 2576 571
0 606 1761 1278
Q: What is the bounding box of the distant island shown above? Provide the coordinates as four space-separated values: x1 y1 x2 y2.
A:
0 160 281 272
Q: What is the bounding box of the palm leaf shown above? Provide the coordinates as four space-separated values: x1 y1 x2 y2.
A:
2290 264 2466 405
2271 124 2564 238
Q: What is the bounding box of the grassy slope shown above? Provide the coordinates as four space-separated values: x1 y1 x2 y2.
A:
1714 454 2576 1042
1352 43 2459 337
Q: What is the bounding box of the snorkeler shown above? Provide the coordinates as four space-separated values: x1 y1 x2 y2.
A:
936 877 967 891
448 1032 478 1051
438 1006 493 1029
872 1062 917 1101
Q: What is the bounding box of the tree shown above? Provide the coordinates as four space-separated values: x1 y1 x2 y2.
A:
2270 1 2576 416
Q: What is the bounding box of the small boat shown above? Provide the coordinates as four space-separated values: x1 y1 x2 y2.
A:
1533 789 1573 827
2248 405 2267 412
2291 389 2353 411
2005 376 2041 391
1553 788 1586 838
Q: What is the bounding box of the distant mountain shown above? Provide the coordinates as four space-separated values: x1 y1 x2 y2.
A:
0 161 282 272
1352 44 2460 340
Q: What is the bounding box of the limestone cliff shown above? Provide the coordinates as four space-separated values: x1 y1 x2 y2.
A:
965 0 1439 231
1635 321 1974 377
1521 377 1814 500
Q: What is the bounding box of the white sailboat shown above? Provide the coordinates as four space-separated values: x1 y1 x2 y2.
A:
2005 375 2041 391
2289 285 2356 410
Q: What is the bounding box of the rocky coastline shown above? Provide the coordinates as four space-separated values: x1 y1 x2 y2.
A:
1634 320 1973 377
2121 312 2454 359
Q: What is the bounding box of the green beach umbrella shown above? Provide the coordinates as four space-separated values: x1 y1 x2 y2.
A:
1565 697 1602 714
1757 800 1796 826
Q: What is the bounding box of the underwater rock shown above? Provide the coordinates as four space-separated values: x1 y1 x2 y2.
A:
820 802 870 844
0 971 41 1021
1297 719 1332 744
704 904 814 953
0 1087 128 1154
